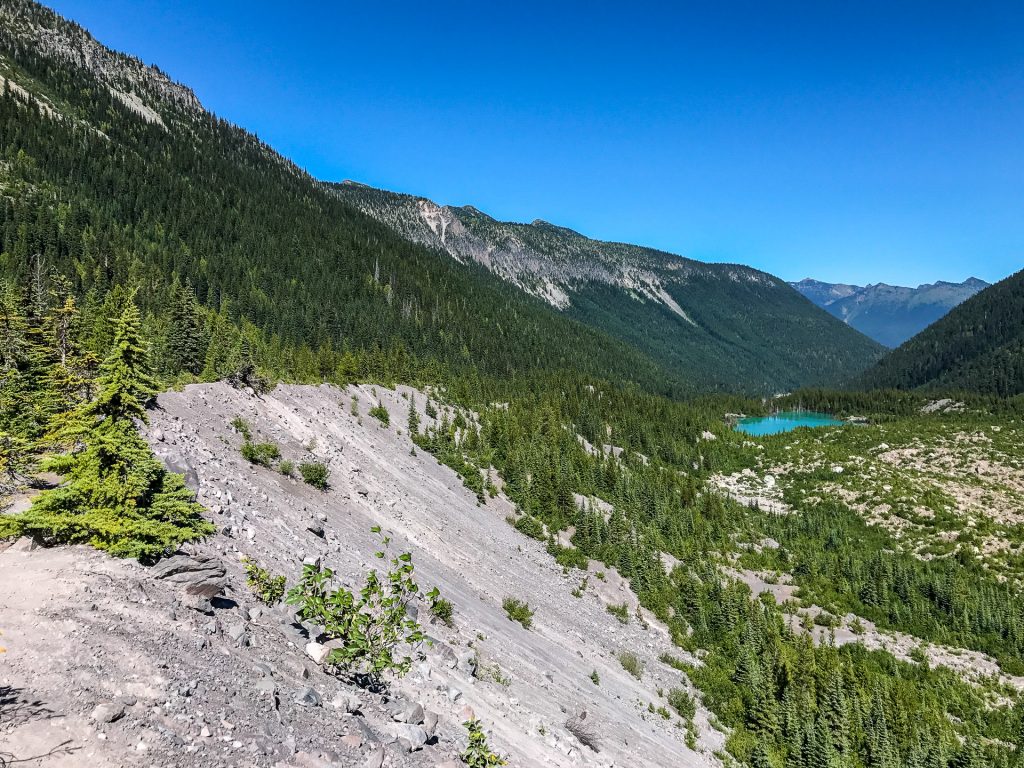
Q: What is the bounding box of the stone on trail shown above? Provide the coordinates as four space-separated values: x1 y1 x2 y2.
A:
293 686 322 707
91 702 125 723
149 553 226 598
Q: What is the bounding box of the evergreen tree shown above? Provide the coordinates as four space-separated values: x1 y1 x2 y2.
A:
16 298 213 560
166 278 205 375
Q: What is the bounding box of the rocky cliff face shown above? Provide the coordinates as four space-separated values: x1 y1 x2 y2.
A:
0 0 200 120
334 182 771 320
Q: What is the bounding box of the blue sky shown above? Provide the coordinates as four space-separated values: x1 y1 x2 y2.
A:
48 1 1023 286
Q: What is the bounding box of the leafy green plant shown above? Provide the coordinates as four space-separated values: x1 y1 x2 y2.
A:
659 653 692 674
590 669 600 685
813 611 840 628
230 416 251 439
430 596 454 627
618 651 644 679
667 688 696 720
513 514 545 540
369 404 390 426
285 527 431 680
279 459 295 477
606 602 630 624
571 576 589 598
241 440 280 467
549 542 590 570
243 557 286 604
461 718 507 767
478 658 511 686
298 461 330 489
502 597 534 629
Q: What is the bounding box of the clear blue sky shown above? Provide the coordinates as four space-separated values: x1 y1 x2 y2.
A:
49 1 1023 286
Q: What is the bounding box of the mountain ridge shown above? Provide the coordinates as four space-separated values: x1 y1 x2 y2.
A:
858 268 1024 396
791 275 990 347
333 182 884 392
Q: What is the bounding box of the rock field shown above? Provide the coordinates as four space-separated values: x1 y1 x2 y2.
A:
0 382 723 767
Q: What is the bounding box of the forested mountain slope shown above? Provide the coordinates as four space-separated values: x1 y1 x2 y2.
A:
792 277 989 347
334 184 885 392
859 268 1024 395
0 0 684 395
0 0 882 395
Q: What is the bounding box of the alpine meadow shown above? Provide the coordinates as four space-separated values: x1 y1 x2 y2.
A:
0 2 1022 768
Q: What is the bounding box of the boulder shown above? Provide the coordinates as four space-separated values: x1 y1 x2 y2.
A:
293 687 322 708
305 641 329 665
385 723 427 752
225 621 247 644
91 702 125 724
158 448 200 491
390 700 424 725
150 554 226 599
330 692 362 714
422 710 439 739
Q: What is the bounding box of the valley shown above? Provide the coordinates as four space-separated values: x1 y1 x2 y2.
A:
0 2 1022 768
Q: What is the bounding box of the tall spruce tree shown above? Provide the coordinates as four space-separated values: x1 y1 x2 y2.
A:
166 278 205 375
17 298 213 560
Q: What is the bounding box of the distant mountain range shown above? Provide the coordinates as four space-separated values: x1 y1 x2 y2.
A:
791 277 990 347
335 183 884 392
859 269 1024 396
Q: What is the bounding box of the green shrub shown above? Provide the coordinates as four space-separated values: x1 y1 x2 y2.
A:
431 596 454 627
571 576 589 598
279 459 295 477
230 416 252 439
667 687 696 720
606 602 630 624
618 651 644 679
502 597 534 629
369 404 390 426
241 440 280 467
659 653 692 674
909 645 929 665
0 514 23 539
461 718 507 766
298 461 330 489
286 527 431 679
548 543 590 570
243 557 286 604
513 514 545 540
814 611 840 628
590 669 600 685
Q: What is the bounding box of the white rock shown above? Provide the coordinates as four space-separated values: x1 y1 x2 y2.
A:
305 641 329 664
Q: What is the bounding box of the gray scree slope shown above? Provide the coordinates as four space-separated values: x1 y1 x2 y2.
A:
0 382 722 768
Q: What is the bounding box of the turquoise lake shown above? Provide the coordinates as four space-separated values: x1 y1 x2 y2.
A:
735 410 845 437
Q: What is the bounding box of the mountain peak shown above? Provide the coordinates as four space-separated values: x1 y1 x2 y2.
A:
792 275 991 347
